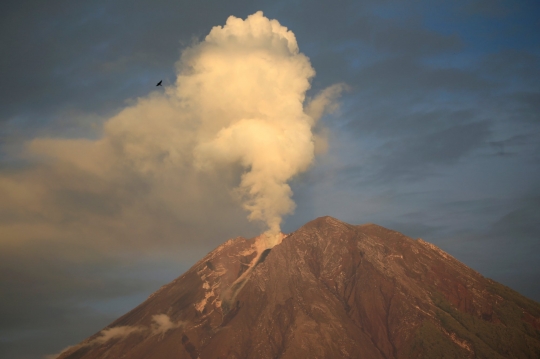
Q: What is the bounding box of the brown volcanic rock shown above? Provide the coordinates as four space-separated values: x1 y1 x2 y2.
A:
58 216 540 359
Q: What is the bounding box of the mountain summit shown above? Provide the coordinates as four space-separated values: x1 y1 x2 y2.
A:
56 216 540 358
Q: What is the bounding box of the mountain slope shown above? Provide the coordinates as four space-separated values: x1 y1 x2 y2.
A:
57 216 540 359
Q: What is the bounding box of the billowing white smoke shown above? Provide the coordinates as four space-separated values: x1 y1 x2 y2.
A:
184 11 342 247
8 11 343 252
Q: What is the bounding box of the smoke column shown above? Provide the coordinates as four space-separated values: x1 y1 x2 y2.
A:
184 11 338 248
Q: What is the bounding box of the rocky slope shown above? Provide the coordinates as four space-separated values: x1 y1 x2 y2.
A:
57 216 540 358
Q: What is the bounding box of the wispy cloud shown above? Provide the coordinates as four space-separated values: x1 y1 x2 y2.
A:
151 314 184 336
45 314 184 358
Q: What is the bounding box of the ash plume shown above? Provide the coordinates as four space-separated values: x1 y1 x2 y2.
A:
188 11 344 247
0 11 343 253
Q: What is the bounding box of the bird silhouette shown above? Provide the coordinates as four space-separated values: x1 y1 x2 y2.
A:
156 80 163 86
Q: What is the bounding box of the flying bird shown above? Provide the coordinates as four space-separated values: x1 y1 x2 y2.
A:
156 80 163 86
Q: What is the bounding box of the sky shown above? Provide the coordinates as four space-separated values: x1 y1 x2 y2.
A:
1 0 539 358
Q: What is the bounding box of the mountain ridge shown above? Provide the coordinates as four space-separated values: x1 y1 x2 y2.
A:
56 216 540 359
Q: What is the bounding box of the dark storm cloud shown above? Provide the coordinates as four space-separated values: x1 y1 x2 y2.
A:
488 133 538 157
322 30 537 183
491 197 540 238
433 196 540 300
351 57 493 97
369 121 491 181
369 20 462 56
274 3 467 91
481 50 540 84
325 120 491 186
462 0 519 18
509 91 540 123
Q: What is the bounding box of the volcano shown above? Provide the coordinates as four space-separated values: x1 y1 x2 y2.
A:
56 216 540 358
